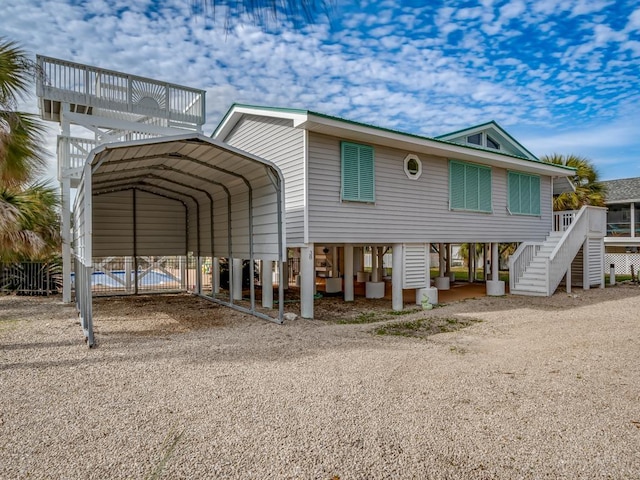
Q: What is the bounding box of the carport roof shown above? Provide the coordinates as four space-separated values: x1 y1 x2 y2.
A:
88 133 285 203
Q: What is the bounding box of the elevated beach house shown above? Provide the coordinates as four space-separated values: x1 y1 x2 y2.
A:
214 105 606 318
38 55 606 346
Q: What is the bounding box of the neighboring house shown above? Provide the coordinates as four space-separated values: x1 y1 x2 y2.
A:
601 177 640 275
214 105 606 318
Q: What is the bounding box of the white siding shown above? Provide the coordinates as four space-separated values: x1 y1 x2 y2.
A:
223 115 305 244
307 133 553 244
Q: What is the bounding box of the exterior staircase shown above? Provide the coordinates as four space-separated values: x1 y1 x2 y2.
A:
509 207 607 296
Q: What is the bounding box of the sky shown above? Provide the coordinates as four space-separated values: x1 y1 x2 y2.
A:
2 0 639 182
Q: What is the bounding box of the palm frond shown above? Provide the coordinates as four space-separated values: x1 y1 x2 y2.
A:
0 38 33 109
0 111 48 186
542 153 607 211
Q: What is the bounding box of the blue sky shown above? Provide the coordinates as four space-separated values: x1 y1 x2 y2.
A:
2 0 639 181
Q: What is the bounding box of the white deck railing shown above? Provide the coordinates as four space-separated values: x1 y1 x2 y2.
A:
37 55 205 127
553 210 578 232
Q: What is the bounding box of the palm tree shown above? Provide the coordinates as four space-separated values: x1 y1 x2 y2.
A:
0 38 60 261
542 153 607 211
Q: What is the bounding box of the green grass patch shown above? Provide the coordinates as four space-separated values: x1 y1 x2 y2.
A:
335 307 422 324
375 316 481 339
336 311 378 325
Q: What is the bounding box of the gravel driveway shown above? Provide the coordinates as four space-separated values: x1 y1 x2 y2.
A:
1 285 639 479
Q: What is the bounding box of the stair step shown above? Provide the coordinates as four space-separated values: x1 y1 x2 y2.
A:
510 287 549 296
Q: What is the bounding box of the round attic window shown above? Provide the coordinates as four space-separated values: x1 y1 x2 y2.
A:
403 154 422 179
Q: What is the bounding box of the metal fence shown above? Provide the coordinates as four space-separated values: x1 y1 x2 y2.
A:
76 256 189 296
0 261 63 296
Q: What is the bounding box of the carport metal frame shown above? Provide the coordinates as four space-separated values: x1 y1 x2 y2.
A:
72 134 286 346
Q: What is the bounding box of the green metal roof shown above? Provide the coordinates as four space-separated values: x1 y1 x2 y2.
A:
214 104 575 173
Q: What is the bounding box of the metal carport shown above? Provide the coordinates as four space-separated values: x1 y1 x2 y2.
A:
72 133 286 346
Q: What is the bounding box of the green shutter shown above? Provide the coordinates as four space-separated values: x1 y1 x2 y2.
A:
341 142 374 202
478 166 492 212
508 171 540 215
508 171 520 213
530 175 540 215
520 175 531 214
450 161 465 209
450 160 491 212
358 145 375 202
466 164 480 211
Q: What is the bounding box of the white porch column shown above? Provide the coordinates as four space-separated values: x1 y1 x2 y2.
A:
491 243 499 280
392 243 403 311
300 245 314 318
371 246 379 282
61 177 72 303
487 242 505 296
212 257 220 294
631 202 636 238
366 245 385 298
344 244 354 302
435 242 450 290
261 260 273 308
232 258 243 300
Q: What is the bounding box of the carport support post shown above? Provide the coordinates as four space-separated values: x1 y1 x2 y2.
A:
196 257 203 294
213 257 220 294
262 260 273 308
344 244 354 302
300 245 314 318
125 256 132 292
392 243 403 311
232 258 242 300
179 256 187 290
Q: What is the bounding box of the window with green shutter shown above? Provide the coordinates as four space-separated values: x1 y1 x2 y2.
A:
449 160 492 213
341 142 375 202
508 171 541 215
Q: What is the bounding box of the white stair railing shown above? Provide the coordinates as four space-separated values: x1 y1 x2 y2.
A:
545 207 590 295
509 242 542 291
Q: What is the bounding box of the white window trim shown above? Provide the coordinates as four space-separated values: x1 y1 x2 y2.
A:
403 154 422 180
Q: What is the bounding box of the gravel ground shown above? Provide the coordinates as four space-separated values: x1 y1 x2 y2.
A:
1 285 639 479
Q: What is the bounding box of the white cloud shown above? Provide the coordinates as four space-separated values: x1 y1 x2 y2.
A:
1 0 638 182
